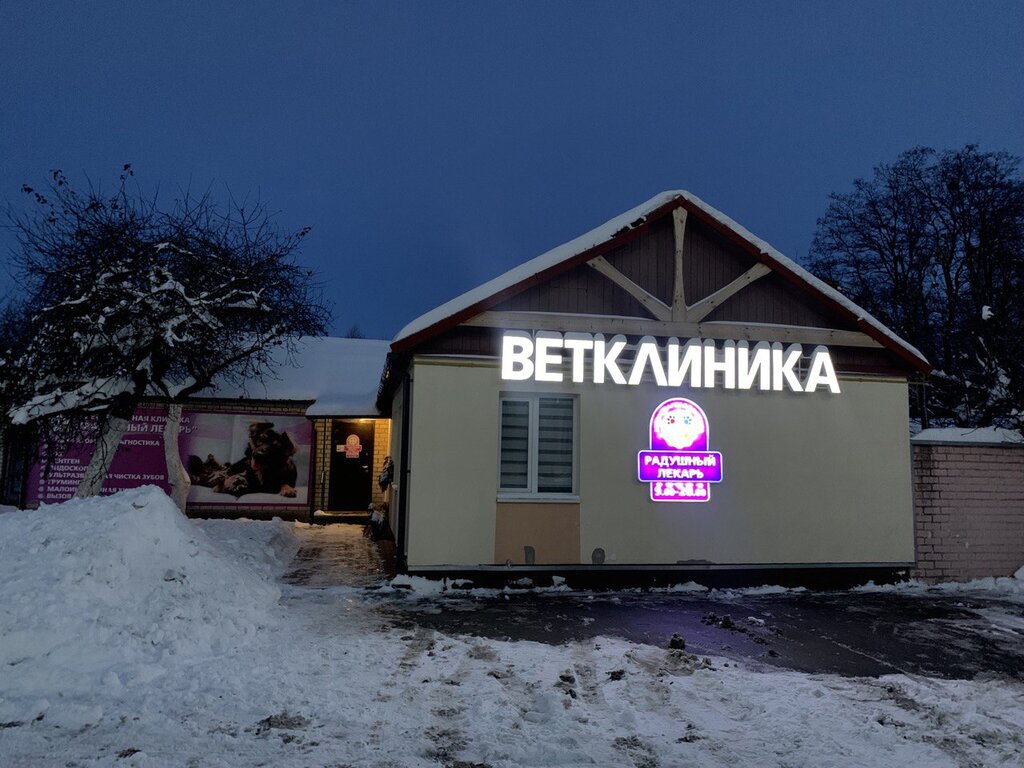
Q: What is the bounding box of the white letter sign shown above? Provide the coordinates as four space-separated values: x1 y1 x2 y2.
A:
499 331 841 395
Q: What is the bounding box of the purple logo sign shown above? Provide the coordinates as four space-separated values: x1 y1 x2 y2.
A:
637 398 723 503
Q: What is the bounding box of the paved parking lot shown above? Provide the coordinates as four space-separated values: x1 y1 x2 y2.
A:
382 587 1024 679
284 523 1024 680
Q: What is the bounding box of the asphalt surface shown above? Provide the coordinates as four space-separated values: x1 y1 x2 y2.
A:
378 589 1024 680
284 523 1024 681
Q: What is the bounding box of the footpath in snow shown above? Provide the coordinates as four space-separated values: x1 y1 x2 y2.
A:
1 487 1022 767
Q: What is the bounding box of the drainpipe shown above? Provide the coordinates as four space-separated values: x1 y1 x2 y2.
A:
397 371 413 573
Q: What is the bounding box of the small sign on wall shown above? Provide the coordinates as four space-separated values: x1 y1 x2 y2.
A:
343 434 362 458
637 398 723 502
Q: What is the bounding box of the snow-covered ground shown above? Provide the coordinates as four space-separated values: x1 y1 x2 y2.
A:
2 489 1022 767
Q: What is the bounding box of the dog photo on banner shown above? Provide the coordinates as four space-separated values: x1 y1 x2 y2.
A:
184 414 312 505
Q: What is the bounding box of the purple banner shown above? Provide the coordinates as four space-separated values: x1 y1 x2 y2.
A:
650 480 712 503
637 451 723 482
25 407 172 505
25 407 312 507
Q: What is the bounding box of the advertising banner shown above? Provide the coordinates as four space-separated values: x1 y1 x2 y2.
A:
25 407 311 508
25 408 173 505
183 412 311 506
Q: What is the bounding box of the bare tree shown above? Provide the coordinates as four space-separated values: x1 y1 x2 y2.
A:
809 146 1024 429
0 167 331 507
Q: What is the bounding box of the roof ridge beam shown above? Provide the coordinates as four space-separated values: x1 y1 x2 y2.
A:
672 207 688 320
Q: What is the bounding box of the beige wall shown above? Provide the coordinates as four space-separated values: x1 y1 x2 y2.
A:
405 357 915 568
577 377 913 565
406 361 499 566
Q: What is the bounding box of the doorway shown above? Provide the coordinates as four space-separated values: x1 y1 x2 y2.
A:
328 420 375 511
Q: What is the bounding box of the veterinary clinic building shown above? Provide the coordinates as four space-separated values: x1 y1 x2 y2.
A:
378 191 932 579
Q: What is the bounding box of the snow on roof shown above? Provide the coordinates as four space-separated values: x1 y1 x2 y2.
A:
200 337 391 417
392 190 929 369
912 426 1024 446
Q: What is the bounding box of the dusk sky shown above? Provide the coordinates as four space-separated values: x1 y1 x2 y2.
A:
2 2 1022 340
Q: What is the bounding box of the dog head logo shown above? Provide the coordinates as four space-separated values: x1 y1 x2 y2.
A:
247 422 297 471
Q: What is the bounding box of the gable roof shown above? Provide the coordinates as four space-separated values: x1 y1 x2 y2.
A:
392 191 930 373
200 336 391 416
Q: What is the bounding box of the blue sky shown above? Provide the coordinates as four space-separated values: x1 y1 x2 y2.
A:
2 2 1022 339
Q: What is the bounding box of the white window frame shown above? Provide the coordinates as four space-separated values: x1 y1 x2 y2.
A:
498 392 579 502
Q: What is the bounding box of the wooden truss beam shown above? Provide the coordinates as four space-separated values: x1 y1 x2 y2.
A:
685 262 772 323
462 310 883 349
586 255 672 321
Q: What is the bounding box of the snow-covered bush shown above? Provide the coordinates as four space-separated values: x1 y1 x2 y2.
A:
0 168 330 501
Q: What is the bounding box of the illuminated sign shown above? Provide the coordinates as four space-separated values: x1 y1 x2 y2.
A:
500 331 841 393
638 398 722 502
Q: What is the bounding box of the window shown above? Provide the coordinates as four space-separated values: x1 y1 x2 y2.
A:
499 394 577 497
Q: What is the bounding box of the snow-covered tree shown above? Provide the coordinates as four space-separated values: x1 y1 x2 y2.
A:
0 168 330 507
809 146 1024 432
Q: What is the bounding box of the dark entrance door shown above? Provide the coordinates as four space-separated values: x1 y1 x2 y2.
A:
329 420 374 511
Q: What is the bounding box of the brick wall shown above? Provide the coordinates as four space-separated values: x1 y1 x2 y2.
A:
309 418 329 511
370 419 392 507
912 442 1024 582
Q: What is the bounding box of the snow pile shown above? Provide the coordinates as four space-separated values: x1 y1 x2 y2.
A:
385 574 810 600
0 486 297 725
2 506 1023 766
912 426 1024 445
855 565 1024 600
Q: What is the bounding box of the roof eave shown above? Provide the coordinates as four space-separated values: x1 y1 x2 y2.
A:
390 196 685 353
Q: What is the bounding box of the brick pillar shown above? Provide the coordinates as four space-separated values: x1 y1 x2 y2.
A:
911 442 1024 582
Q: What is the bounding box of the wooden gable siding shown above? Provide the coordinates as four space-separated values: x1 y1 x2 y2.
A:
405 207 914 375
684 217 853 330
833 347 913 376
701 271 838 328
491 260 656 318
603 216 676 306
483 213 854 333
681 216 758 310
414 324 500 357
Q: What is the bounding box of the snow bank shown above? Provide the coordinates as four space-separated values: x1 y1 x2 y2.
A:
912 426 1024 445
383 574 812 601
855 565 1024 600
3 503 1023 766
0 487 297 725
